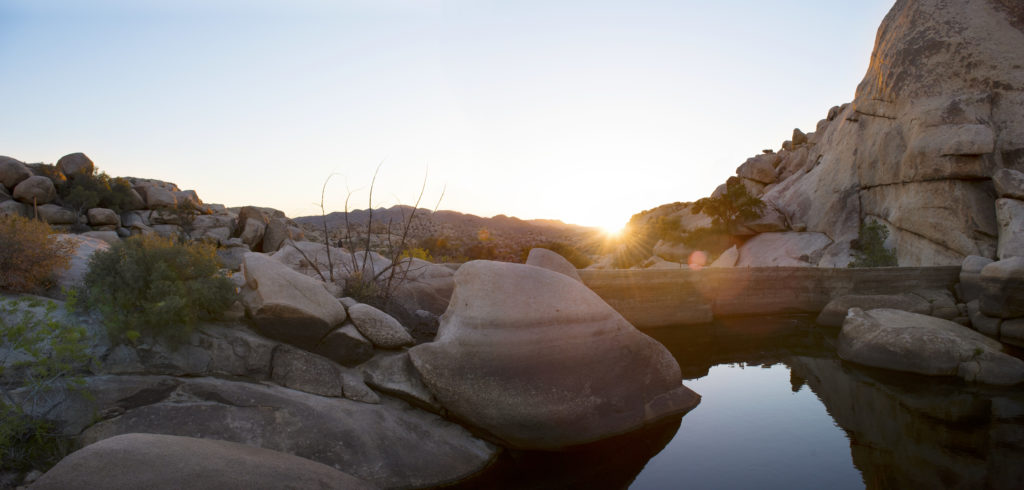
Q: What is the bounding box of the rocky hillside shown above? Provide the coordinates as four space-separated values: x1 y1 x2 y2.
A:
642 0 1024 268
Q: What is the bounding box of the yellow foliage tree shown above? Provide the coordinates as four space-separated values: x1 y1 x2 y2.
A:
0 216 75 293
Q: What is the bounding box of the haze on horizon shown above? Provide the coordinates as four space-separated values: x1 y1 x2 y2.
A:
0 0 895 233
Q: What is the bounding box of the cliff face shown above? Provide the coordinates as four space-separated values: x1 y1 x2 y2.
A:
691 0 1024 266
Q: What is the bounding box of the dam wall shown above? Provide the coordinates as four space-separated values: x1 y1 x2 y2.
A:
578 267 962 329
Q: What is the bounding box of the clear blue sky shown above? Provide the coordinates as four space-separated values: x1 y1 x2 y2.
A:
0 0 895 231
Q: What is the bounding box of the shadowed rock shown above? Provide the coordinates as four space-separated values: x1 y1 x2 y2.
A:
409 260 700 450
31 433 376 490
239 252 347 349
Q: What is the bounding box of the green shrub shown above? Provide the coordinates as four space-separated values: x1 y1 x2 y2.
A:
82 234 235 344
0 296 92 473
848 221 898 268
0 216 74 294
61 171 136 214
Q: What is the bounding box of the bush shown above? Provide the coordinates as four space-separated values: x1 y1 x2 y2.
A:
0 216 74 294
1 296 92 474
82 234 235 344
60 171 136 214
848 221 898 268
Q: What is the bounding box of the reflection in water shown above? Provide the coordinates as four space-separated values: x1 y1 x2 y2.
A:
443 415 682 489
789 357 1024 489
445 315 1024 489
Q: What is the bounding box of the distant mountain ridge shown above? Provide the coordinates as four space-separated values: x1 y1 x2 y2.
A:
295 205 596 236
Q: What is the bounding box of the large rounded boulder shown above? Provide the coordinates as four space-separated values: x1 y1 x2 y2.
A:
31 433 375 490
408 260 700 450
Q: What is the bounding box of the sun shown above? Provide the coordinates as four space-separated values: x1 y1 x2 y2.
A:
599 222 626 238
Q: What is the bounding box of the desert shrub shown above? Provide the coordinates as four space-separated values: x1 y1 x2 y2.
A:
400 247 434 262
61 171 136 214
0 216 74 294
848 221 898 268
417 235 458 262
82 234 235 344
0 296 92 474
342 271 384 309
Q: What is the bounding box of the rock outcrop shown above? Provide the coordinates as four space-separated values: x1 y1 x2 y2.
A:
24 375 496 488
838 308 1024 385
409 260 700 449
639 0 1024 268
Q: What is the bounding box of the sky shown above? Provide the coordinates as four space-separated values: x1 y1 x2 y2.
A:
0 0 896 232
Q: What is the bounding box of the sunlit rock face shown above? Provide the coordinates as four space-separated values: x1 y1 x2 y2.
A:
758 0 1024 266
408 260 700 450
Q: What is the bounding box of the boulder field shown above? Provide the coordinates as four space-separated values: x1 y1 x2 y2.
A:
7 247 701 487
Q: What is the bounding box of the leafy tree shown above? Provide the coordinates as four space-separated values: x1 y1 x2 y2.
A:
848 221 898 267
0 216 74 294
690 177 765 230
0 296 92 474
82 234 235 344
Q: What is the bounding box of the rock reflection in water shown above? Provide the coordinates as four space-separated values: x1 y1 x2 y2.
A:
442 415 681 489
790 356 1024 489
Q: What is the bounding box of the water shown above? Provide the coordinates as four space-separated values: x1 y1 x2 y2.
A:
449 315 1024 489
631 363 862 490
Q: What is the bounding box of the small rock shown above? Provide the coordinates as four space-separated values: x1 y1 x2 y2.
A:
792 128 808 146
362 351 441 412
36 204 78 225
348 303 414 349
87 207 120 226
967 300 1002 338
340 371 380 404
271 345 344 397
959 255 994 302
314 323 375 367
994 168 1024 200
996 198 1024 260
979 257 1024 318
1002 319 1024 348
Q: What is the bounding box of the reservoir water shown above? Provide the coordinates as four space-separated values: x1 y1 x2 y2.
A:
448 315 1024 489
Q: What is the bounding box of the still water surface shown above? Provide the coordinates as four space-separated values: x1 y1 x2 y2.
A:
449 315 1024 489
